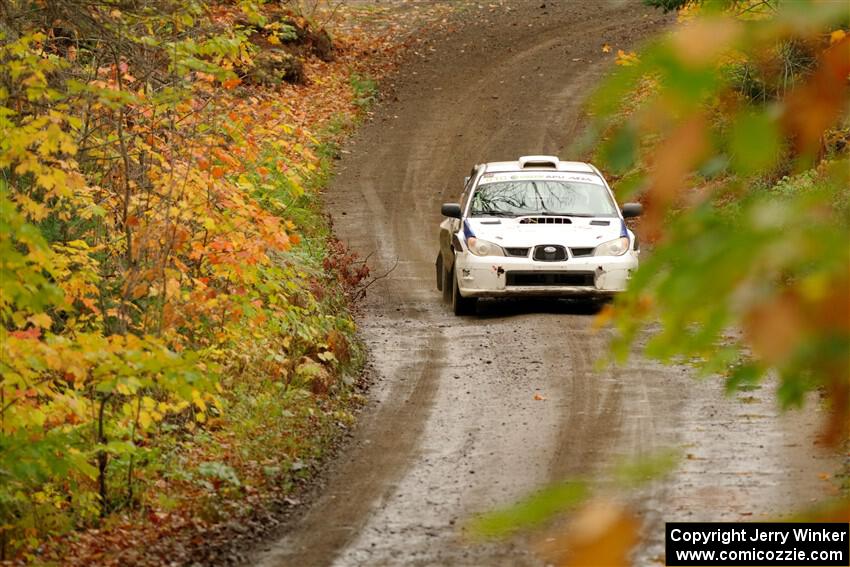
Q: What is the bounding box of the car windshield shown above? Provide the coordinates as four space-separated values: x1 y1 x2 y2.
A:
469 180 617 217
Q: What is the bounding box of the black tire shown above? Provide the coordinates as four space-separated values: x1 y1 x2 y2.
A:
441 257 452 303
451 265 477 315
435 253 443 292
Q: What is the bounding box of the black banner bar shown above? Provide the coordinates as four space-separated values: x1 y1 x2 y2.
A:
666 522 849 566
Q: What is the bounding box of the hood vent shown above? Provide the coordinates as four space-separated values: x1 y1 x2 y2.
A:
519 216 572 224
590 220 610 226
519 155 559 169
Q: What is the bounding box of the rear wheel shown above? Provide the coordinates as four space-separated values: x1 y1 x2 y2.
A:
451 265 477 316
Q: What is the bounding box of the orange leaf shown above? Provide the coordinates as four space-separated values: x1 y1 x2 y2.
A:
211 166 225 179
130 283 149 299
11 328 41 340
782 36 850 156
742 291 805 366
213 148 240 168
558 500 639 567
222 77 241 90
642 115 709 241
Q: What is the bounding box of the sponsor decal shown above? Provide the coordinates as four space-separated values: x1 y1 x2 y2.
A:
477 172 603 185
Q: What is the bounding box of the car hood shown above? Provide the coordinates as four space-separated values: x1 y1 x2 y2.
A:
466 217 625 248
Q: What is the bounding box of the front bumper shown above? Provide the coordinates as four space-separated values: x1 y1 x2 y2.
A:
455 251 638 298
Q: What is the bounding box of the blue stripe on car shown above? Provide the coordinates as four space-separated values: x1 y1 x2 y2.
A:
463 219 475 240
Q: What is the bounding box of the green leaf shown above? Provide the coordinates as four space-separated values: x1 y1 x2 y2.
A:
600 124 637 175
468 481 588 539
729 111 781 175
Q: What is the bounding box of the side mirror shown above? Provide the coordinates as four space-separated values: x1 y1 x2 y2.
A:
441 203 462 219
621 203 643 218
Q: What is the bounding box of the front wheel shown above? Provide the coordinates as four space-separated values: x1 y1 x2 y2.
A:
451 265 477 316
441 255 452 303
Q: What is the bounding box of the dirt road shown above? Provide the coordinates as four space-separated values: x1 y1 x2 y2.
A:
250 2 841 565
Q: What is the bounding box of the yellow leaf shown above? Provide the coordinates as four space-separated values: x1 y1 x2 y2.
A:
27 313 52 328
830 29 846 44
601 44 612 53
591 304 615 332
138 410 152 430
615 50 639 67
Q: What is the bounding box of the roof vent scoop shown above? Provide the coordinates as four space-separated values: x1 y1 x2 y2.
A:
518 155 560 169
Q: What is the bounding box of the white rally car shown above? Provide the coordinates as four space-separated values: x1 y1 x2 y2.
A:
436 156 642 315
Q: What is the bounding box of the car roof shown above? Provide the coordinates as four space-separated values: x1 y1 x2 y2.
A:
481 155 597 174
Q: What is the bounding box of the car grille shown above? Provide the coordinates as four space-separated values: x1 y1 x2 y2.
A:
569 247 594 257
504 247 530 257
533 245 567 262
506 271 595 287
519 217 572 224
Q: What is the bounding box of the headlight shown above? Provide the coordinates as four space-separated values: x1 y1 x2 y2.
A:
593 237 630 257
466 237 505 257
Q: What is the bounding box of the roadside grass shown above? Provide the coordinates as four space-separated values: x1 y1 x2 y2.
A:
350 72 379 110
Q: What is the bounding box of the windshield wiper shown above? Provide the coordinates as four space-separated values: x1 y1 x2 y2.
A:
470 210 516 217
544 211 596 217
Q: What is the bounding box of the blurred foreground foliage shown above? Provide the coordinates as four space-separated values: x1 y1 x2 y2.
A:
469 451 681 566
591 0 850 443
